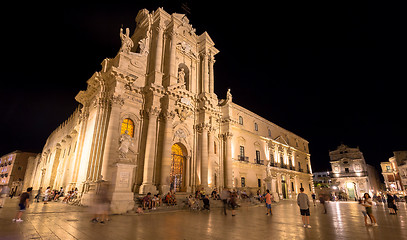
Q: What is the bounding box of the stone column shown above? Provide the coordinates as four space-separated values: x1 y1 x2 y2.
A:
159 111 175 194
209 54 215 93
208 129 214 187
152 26 164 85
139 107 160 194
101 95 124 181
201 53 209 93
224 132 233 188
167 29 178 86
200 124 209 189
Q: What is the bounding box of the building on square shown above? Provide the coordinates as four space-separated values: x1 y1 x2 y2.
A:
329 144 381 200
0 151 38 196
24 8 313 213
381 151 407 194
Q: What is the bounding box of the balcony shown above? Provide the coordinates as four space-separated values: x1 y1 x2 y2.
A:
237 155 249 162
331 171 368 178
255 159 264 165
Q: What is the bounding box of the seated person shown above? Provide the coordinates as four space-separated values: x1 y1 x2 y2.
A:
203 195 210 210
152 194 160 209
142 192 152 209
211 189 218 199
188 195 195 207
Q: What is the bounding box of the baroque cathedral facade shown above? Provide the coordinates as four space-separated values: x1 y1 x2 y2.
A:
26 8 313 213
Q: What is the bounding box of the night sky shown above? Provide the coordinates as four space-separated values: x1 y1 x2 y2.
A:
1 1 405 173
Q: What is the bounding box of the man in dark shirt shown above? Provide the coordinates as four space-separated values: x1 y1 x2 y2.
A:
13 187 32 222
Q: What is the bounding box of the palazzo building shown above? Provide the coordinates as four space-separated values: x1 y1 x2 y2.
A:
25 8 313 213
0 151 38 195
329 144 381 199
381 151 407 194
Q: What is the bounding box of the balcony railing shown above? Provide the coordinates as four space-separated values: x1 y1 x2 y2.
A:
255 159 264 165
331 171 368 178
237 155 249 162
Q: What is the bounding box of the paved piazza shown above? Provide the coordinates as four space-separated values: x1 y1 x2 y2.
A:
0 198 406 240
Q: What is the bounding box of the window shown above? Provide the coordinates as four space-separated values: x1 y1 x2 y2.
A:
386 166 391 171
298 162 301 170
309 184 311 191
240 146 245 157
121 118 134 137
270 153 274 163
254 123 258 131
256 150 261 160
258 179 261 188
291 182 294 191
214 142 217 154
241 177 246 187
239 116 243 125
345 168 349 173
300 183 303 188
268 129 271 137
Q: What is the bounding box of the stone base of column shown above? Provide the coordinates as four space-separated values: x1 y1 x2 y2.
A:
139 183 158 195
110 192 135 214
159 184 170 195
109 162 137 214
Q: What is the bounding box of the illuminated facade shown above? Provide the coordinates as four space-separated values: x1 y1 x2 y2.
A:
26 8 313 213
329 144 381 199
381 151 407 194
0 151 37 195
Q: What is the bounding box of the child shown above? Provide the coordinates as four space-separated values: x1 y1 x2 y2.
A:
264 189 273 216
13 187 32 222
136 205 144 214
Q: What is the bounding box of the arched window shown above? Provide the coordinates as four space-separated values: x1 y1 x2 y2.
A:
239 116 243 125
121 118 134 137
254 122 258 131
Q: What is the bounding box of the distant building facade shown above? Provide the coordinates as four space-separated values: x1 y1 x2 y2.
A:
329 144 380 199
23 8 314 213
0 151 38 195
313 171 331 188
381 151 407 194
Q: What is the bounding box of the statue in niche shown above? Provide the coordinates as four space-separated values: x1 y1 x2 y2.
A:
119 27 134 54
118 130 133 158
178 68 185 84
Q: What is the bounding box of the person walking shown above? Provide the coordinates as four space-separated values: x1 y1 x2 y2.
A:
0 185 10 208
34 187 42 202
297 187 311 228
12 187 32 222
362 193 378 226
230 191 237 216
319 195 327 214
220 188 229 215
312 193 316 206
264 189 273 216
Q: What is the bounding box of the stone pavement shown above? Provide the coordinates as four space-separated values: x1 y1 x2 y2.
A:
0 197 406 240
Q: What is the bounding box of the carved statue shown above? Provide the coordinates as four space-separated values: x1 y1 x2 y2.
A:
119 28 134 54
118 130 133 158
178 68 185 84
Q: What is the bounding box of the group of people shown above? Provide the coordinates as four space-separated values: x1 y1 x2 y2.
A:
140 192 164 210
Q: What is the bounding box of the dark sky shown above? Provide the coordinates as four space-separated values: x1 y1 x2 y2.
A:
1 1 406 173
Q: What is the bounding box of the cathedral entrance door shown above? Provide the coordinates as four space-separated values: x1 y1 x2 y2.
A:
346 182 356 200
170 143 186 192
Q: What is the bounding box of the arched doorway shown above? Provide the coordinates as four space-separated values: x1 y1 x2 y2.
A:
170 143 187 192
346 182 356 200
